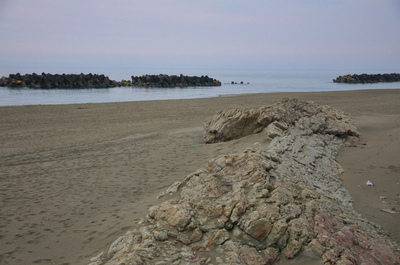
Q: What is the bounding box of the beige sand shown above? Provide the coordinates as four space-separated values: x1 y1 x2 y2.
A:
0 89 399 264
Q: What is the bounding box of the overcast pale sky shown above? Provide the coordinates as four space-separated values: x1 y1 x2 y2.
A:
1 0 400 70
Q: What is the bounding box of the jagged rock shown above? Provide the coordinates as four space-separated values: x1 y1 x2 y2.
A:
89 99 399 265
193 228 230 251
203 108 263 143
204 98 359 143
148 202 191 231
263 121 288 138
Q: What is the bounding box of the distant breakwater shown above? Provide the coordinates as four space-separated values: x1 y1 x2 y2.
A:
131 74 221 87
333 73 400 84
0 73 221 89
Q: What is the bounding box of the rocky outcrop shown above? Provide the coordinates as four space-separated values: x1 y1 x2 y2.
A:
204 98 359 143
0 73 221 89
130 74 221 87
89 99 400 265
333 73 400 84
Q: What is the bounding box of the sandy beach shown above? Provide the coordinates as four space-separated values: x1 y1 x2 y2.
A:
0 89 399 265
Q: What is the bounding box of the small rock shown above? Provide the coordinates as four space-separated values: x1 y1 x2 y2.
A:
381 209 396 214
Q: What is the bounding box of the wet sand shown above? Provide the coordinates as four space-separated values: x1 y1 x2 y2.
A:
0 89 399 264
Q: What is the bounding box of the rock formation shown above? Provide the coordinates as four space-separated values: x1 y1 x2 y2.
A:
203 98 359 143
333 73 400 84
89 99 400 265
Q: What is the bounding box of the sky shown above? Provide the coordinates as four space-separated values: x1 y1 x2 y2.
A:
1 0 400 70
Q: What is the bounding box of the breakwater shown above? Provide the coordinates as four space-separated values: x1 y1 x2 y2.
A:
0 73 221 89
333 73 400 84
130 74 221 87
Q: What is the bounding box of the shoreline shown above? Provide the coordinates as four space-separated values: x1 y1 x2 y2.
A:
1 87 400 107
1 89 399 264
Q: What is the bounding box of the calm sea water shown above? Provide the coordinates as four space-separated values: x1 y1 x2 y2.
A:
1 68 399 106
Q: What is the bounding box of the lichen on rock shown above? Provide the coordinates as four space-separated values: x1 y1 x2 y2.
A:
89 98 399 265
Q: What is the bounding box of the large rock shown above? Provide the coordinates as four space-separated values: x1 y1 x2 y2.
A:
204 98 359 143
89 99 399 265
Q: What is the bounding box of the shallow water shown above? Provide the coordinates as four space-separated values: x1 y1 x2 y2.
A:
1 68 399 106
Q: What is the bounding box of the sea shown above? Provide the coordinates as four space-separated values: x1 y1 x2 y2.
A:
1 67 399 106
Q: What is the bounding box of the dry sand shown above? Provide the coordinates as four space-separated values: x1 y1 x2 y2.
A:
0 89 399 265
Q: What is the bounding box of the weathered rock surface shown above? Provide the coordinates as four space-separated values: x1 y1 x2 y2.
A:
204 98 359 143
89 99 400 265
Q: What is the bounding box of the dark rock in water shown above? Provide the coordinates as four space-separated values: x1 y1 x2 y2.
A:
333 73 400 83
0 73 221 89
89 99 400 265
229 81 249 85
0 73 119 89
130 74 221 88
